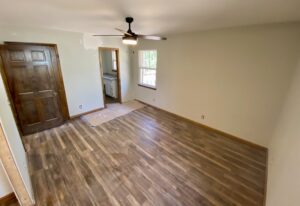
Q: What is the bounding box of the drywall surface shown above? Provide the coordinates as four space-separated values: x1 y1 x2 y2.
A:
266 59 300 206
0 162 12 198
132 23 300 146
0 26 133 117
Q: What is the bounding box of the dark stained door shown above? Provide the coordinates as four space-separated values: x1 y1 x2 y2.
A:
0 44 69 135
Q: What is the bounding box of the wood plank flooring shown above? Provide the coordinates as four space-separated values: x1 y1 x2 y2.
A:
24 106 267 206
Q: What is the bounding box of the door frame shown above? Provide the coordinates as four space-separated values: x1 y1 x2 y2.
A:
0 42 70 135
98 47 122 106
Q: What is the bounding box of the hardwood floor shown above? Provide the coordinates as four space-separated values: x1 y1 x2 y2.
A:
24 106 267 206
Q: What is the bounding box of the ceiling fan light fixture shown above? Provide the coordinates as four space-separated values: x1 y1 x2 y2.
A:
94 17 167 42
122 36 138 45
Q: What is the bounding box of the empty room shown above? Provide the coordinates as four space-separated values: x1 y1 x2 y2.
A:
0 0 300 206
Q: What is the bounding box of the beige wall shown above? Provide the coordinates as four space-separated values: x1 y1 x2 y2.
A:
132 23 300 147
266 59 300 206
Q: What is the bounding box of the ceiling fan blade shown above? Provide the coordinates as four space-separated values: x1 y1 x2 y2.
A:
115 28 133 36
137 35 167 40
93 34 124 36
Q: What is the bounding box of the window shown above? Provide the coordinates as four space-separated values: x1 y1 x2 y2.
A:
112 51 117 71
139 50 157 88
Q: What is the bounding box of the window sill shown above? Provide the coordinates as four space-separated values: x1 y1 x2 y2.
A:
138 84 157 90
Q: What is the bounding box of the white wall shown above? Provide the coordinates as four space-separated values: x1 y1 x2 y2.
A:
266 59 300 206
132 23 300 147
0 26 133 117
0 162 12 198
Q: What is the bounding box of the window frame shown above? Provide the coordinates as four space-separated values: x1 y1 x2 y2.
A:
138 50 158 89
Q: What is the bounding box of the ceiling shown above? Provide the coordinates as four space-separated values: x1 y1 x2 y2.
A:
0 0 300 35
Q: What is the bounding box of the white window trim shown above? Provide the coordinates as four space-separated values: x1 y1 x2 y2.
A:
138 50 157 89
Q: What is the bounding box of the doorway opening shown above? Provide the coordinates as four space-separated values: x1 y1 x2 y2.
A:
98 47 122 107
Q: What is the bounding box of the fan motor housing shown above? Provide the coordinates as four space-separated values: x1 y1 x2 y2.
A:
126 17 134 24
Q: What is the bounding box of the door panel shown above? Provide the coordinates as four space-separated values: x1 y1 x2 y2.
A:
0 44 68 135
34 65 52 90
31 50 46 61
12 65 34 93
20 100 40 125
42 96 60 120
9 50 26 62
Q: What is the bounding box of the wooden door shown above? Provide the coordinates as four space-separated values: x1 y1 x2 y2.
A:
0 43 69 135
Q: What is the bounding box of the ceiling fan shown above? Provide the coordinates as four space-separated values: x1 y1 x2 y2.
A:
93 17 167 45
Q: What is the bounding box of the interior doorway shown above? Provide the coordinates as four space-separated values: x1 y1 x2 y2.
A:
0 42 69 135
98 47 122 106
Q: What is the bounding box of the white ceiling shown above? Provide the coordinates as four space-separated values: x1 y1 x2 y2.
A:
0 0 300 35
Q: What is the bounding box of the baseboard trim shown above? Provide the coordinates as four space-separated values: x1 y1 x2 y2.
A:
70 107 104 119
0 193 17 204
136 99 268 151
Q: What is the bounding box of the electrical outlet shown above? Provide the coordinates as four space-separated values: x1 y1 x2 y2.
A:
201 115 205 120
79 105 83 109
153 98 156 102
